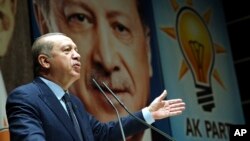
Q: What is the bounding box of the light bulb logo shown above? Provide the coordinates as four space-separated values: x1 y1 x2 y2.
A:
161 0 226 112
176 7 215 112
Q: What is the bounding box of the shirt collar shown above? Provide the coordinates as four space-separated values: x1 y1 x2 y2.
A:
39 77 66 100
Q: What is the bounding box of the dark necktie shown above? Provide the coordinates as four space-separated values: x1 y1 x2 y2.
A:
63 93 83 141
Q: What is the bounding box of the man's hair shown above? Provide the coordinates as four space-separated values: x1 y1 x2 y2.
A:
33 0 50 20
136 0 151 28
32 32 65 77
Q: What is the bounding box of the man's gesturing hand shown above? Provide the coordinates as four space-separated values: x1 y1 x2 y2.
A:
148 90 186 120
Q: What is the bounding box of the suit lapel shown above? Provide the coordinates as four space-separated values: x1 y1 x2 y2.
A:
33 78 81 141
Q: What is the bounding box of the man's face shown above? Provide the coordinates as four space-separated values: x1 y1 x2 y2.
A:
0 0 16 57
45 35 81 87
37 0 152 122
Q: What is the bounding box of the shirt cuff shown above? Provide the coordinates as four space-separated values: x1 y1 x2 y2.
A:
142 107 155 124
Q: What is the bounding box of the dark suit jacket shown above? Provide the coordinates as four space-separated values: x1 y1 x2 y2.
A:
6 77 148 141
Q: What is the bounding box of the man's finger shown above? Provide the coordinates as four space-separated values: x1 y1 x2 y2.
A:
158 90 167 101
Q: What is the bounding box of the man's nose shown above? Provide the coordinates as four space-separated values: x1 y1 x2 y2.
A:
73 50 81 61
93 23 119 72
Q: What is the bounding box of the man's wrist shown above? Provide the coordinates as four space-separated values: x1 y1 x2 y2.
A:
142 107 155 124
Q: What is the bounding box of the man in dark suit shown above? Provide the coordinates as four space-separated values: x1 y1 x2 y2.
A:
6 33 185 141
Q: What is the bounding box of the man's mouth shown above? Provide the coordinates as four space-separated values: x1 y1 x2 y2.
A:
73 62 81 68
92 80 129 96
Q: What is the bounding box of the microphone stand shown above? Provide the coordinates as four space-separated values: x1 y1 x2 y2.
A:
92 79 126 141
102 82 175 141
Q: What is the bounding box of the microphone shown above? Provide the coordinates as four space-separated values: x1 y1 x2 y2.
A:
92 79 126 141
102 82 175 141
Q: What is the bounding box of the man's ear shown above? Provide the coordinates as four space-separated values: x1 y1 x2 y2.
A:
38 54 50 69
145 27 153 77
32 2 49 34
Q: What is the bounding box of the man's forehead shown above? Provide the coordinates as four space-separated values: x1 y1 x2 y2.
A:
54 0 137 12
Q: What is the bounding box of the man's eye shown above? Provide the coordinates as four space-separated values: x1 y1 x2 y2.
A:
113 23 132 41
115 24 128 33
68 14 92 24
64 47 71 52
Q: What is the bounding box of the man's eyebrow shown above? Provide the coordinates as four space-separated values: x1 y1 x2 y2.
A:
62 0 93 14
106 10 132 22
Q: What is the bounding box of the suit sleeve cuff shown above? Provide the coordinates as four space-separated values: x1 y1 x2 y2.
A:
142 107 155 124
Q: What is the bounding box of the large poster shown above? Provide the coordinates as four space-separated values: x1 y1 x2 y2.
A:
151 0 245 140
0 0 245 141
29 0 165 141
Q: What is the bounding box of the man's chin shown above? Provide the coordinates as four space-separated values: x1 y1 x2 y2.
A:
72 73 80 79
